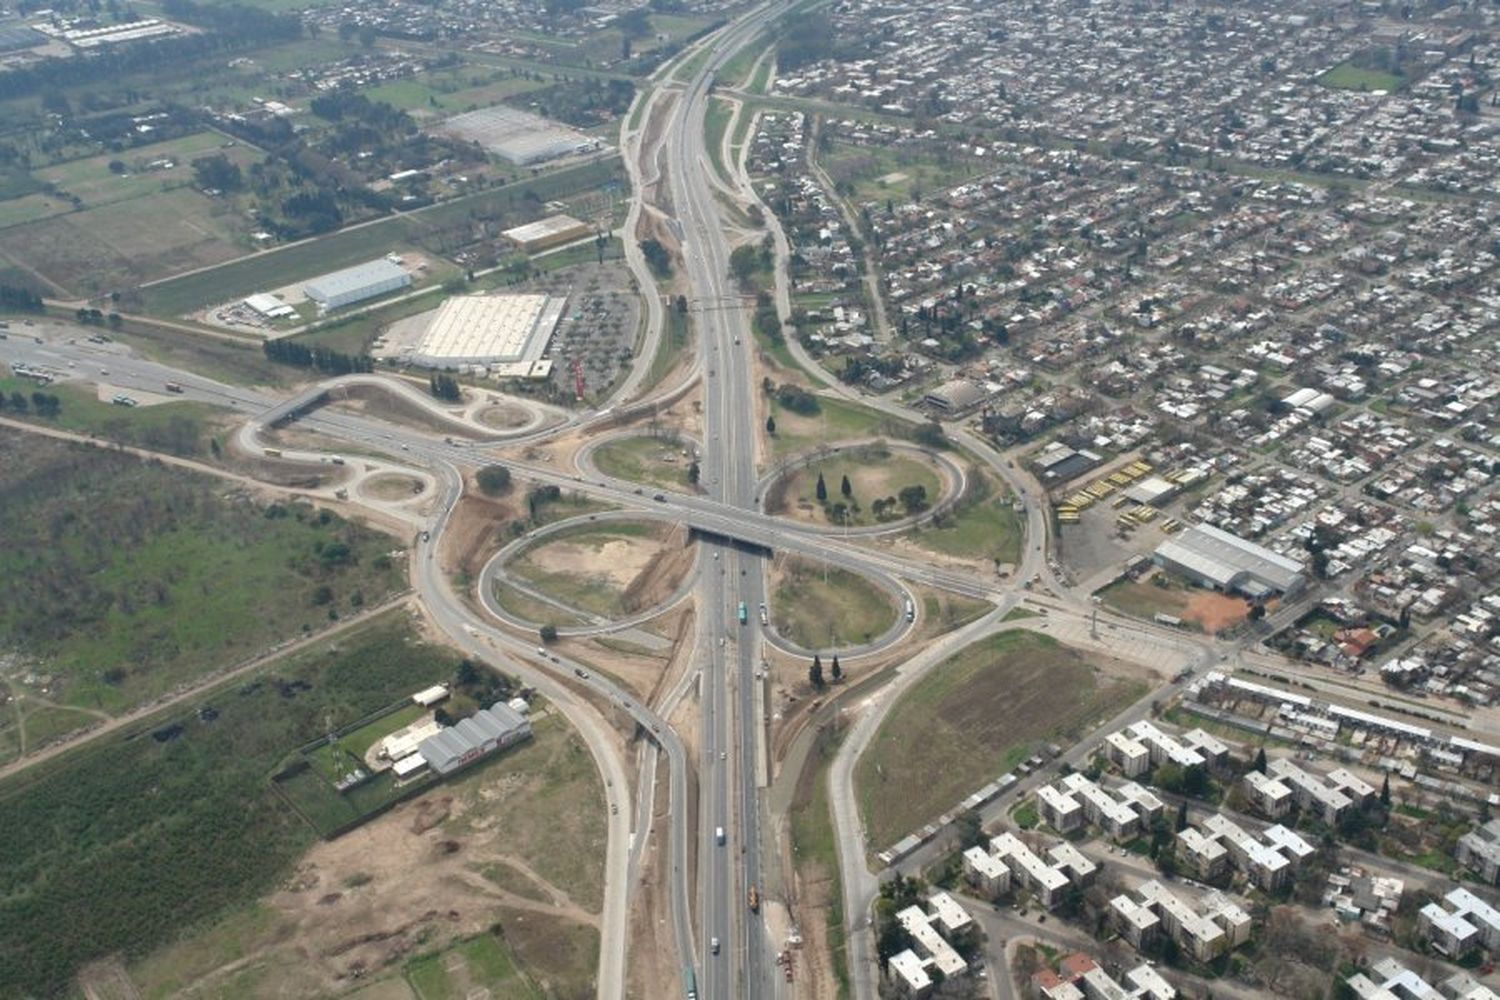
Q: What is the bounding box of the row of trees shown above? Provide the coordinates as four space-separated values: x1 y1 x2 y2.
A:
261 339 374 374
0 389 60 415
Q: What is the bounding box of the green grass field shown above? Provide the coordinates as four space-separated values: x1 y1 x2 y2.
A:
1097 576 1197 627
771 555 896 650
440 714 608 912
705 96 735 187
855 631 1146 848
904 475 1024 564
820 138 986 203
789 725 849 997
493 582 589 628
1319 61 1405 92
124 711 602 999
592 434 696 492
406 932 540 1000
0 434 407 729
365 73 548 116
0 373 221 455
767 393 913 457
33 132 260 212
0 614 459 1000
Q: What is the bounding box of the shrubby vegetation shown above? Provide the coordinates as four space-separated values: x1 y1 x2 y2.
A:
0 619 458 999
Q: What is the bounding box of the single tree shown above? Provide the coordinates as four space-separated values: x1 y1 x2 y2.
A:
476 464 512 495
809 654 824 689
840 473 852 498
1253 747 1268 774
539 624 559 644
765 414 776 435
1175 798 1189 832
815 470 828 502
688 460 700 485
830 655 842 682
1380 773 1391 808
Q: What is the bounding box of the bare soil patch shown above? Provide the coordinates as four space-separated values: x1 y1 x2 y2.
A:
476 402 534 429
1184 591 1251 632
363 473 426 502
441 493 519 580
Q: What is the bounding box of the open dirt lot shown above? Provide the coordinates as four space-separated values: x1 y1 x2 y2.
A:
1099 570 1249 633
512 523 693 619
362 473 427 502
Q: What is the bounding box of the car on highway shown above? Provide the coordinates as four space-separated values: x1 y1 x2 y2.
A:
710 937 720 955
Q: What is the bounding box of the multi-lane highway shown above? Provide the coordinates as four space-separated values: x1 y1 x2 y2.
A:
2 8 1410 997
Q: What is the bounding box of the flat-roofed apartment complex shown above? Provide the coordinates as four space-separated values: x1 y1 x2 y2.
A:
1348 957 1500 1000
1112 880 1251 962
1036 772 1164 842
963 831 1096 909
1261 758 1375 824
1420 887 1500 958
1154 522 1306 598
1177 813 1313 891
889 890 971 998
1459 819 1500 884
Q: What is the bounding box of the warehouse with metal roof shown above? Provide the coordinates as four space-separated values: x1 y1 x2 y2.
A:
410 293 564 371
417 701 531 775
304 258 411 311
1153 522 1306 598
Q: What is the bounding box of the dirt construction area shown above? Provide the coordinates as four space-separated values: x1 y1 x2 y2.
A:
125 714 604 1000
511 522 694 618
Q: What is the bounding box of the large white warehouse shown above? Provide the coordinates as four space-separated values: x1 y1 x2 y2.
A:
411 293 564 372
1154 523 1306 599
304 259 411 312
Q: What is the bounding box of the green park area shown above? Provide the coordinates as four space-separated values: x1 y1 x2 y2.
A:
0 433 406 759
820 135 988 203
1319 60 1405 92
770 555 897 651
773 442 942 527
592 434 698 493
855 631 1146 848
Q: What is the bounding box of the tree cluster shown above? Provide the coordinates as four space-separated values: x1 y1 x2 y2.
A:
428 372 461 401
0 283 43 311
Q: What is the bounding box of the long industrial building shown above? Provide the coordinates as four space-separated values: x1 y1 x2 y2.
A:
1153 522 1306 598
410 293 564 373
304 258 411 312
417 701 532 775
